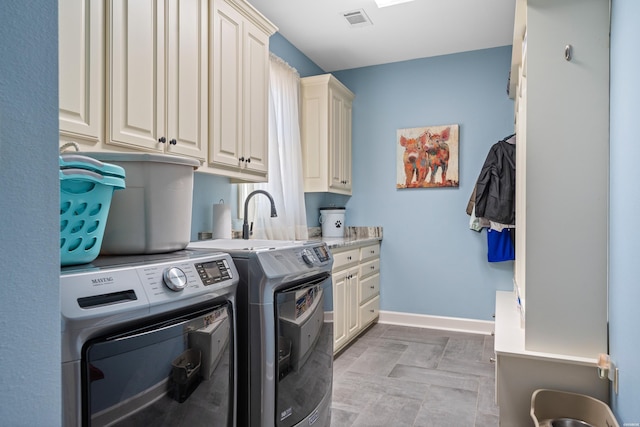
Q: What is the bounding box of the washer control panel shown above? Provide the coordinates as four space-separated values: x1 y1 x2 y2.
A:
194 259 233 286
60 251 238 322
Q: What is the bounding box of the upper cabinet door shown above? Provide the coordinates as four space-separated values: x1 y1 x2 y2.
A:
242 20 270 174
341 99 353 191
300 74 354 195
165 0 208 160
329 91 344 190
59 0 104 145
108 0 166 151
209 0 243 169
207 0 276 179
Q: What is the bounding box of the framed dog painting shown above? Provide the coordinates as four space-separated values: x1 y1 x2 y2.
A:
396 124 459 189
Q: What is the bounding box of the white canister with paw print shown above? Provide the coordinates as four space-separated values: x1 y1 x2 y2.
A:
319 207 346 238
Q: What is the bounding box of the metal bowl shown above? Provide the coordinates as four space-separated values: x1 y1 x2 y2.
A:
550 418 594 427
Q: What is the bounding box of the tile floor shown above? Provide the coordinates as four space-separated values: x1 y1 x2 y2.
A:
330 323 499 427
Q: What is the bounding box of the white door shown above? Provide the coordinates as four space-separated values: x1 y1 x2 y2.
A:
242 19 269 173
59 0 104 145
209 1 243 169
108 0 165 151
166 0 207 160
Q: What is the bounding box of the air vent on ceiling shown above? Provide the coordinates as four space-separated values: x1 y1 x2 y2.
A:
343 9 372 28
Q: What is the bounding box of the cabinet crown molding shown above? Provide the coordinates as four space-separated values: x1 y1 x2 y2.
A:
224 0 277 35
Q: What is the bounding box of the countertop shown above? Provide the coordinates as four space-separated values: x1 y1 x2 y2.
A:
222 226 383 250
309 235 382 250
308 226 383 250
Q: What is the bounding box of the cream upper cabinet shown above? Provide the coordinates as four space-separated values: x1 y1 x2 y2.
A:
206 0 276 181
59 0 104 147
107 0 207 160
301 74 354 195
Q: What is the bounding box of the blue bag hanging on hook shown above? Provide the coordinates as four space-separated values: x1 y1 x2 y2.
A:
487 228 515 262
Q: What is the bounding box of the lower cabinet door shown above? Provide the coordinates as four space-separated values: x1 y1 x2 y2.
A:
360 295 379 327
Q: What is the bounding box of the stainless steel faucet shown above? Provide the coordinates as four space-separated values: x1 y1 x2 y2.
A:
243 190 278 239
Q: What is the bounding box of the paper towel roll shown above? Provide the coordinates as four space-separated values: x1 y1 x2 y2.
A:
212 203 232 239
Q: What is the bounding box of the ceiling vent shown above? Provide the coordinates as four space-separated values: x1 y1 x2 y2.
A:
342 9 372 28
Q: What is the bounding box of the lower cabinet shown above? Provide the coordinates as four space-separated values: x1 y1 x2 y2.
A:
331 242 380 354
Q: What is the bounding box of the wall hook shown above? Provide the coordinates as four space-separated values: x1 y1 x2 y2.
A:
565 44 572 61
597 353 619 394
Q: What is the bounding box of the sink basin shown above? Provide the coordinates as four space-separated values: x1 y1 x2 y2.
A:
189 238 310 252
531 389 619 427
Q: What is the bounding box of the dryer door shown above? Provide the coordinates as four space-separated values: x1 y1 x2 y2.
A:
82 302 233 426
275 275 333 427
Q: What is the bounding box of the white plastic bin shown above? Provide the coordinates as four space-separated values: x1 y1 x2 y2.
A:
80 152 200 254
319 207 345 238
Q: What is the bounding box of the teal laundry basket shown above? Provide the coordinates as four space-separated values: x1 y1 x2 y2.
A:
59 156 125 266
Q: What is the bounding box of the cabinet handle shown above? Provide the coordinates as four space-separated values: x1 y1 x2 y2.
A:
370 266 375 270
489 357 496 363
370 309 375 313
347 256 351 261
169 138 177 145
371 250 375 254
239 156 245 162
158 136 166 143
370 285 375 289
246 157 251 163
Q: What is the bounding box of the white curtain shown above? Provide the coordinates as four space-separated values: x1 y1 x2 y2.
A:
239 54 308 240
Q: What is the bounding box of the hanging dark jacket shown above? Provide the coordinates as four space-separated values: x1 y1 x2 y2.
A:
474 138 516 225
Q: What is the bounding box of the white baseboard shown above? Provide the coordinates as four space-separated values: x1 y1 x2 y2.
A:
377 310 495 335
324 310 494 335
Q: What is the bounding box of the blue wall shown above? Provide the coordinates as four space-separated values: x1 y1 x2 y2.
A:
1 2 636 423
0 1 61 424
609 0 640 422
193 34 516 320
333 47 515 320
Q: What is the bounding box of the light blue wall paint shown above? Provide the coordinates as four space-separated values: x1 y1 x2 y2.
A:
269 32 325 78
192 34 516 320
0 1 60 424
190 173 234 241
333 47 515 320
609 0 640 422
